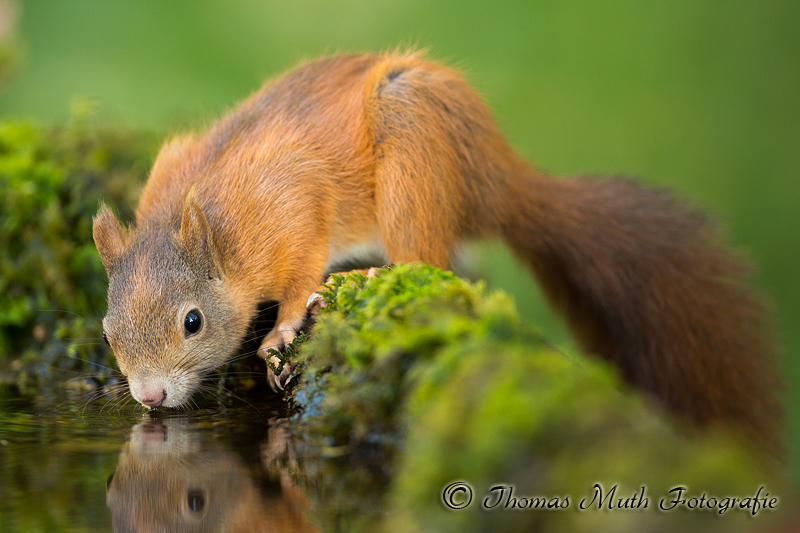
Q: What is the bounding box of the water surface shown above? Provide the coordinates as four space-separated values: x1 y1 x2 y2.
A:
0 388 326 532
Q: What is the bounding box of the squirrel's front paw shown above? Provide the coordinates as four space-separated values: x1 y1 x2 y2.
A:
259 327 296 392
266 354 293 392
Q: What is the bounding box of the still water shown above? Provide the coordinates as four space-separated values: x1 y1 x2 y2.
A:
0 389 333 532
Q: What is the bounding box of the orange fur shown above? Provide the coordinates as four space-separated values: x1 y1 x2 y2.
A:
94 52 780 451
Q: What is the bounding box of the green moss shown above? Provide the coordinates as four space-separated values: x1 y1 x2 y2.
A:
0 117 153 391
291 266 518 444
390 341 773 532
290 264 783 532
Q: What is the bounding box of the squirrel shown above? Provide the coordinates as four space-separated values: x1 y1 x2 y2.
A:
93 51 780 450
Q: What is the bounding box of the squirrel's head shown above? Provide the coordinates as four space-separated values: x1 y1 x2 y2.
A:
93 191 245 409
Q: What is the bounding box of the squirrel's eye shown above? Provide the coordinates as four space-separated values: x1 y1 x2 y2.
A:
184 309 202 336
187 489 206 512
103 332 110 345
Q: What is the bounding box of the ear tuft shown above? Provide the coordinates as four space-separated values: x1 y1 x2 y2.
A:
180 188 221 279
93 203 126 270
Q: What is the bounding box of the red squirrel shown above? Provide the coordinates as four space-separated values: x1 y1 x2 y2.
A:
93 52 780 449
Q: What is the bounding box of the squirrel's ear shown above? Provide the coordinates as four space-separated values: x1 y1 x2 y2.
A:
180 189 221 280
93 204 126 270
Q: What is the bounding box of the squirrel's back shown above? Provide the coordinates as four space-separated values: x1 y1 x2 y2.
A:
135 55 385 292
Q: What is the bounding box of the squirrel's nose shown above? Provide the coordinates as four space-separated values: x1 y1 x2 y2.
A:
141 390 166 408
132 380 167 408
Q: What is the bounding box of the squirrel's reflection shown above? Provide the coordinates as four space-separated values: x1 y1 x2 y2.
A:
106 416 318 533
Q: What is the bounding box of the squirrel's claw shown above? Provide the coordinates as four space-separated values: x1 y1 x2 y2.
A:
307 266 381 313
306 291 326 316
267 360 290 392
266 351 293 392
261 327 296 393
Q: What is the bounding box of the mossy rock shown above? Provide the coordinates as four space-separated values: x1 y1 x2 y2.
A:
290 264 785 532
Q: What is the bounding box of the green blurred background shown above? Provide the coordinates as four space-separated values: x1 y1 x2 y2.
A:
1 0 797 478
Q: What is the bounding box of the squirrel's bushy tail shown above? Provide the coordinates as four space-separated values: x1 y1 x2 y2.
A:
501 171 781 451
